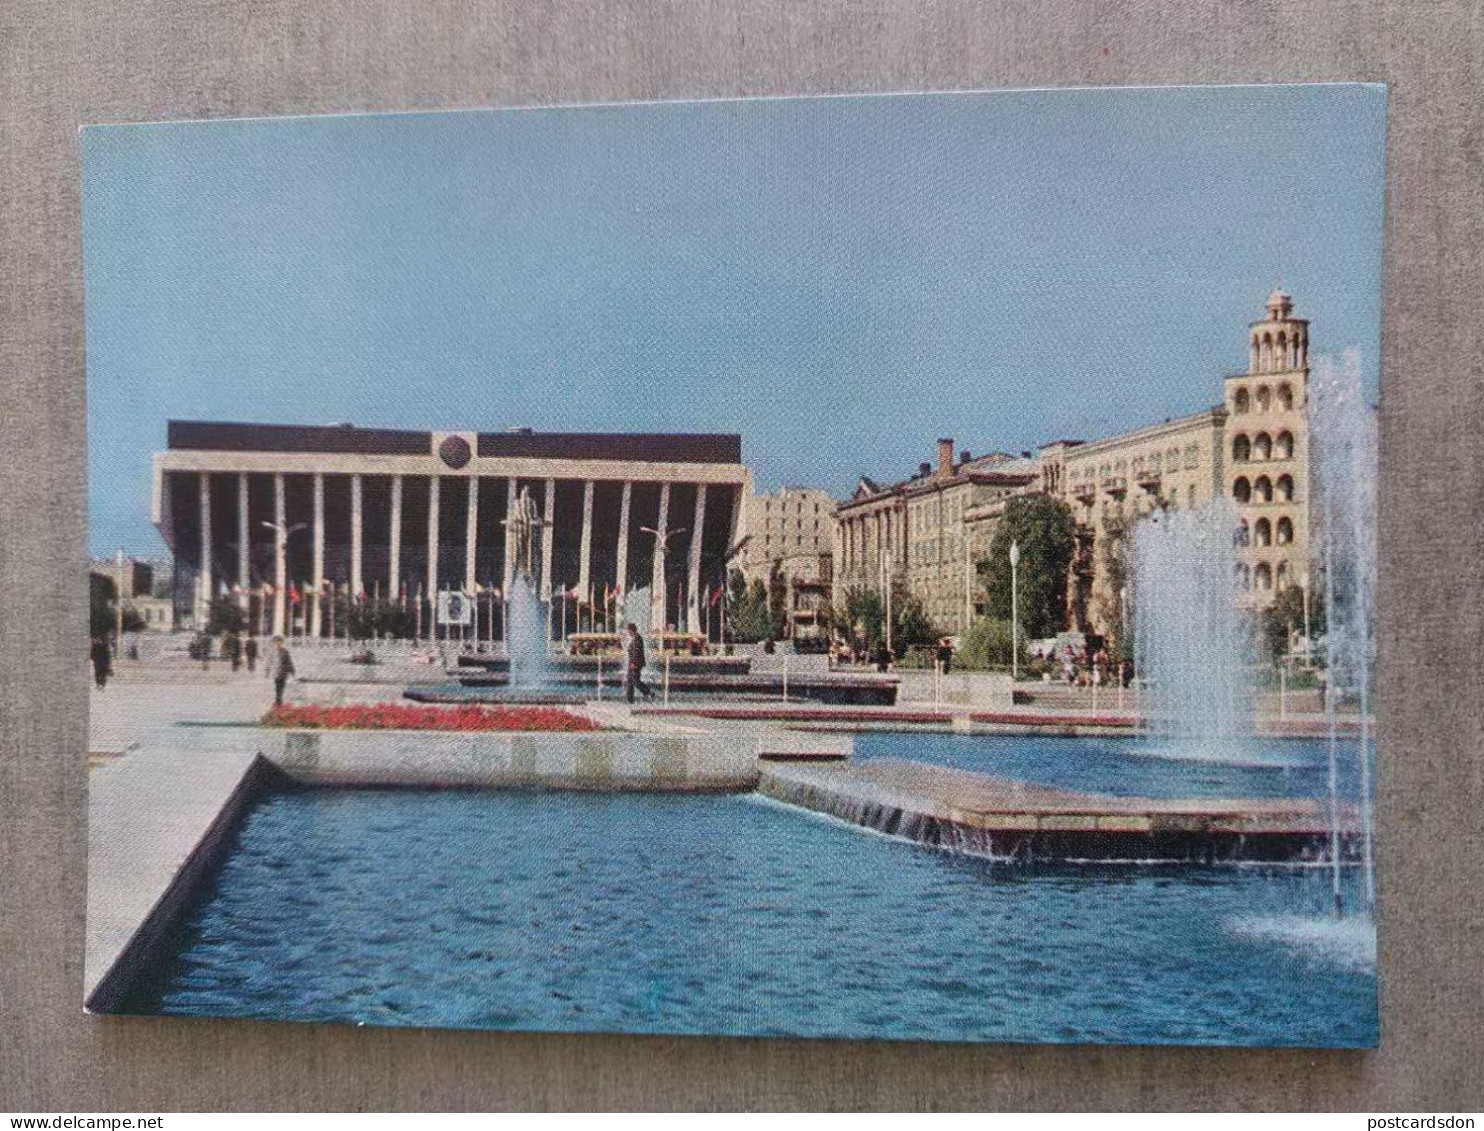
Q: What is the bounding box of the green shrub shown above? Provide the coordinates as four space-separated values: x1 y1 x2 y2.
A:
957 616 1026 670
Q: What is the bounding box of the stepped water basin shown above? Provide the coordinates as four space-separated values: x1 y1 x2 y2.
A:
852 731 1370 801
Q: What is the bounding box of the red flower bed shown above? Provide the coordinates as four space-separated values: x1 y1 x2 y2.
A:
262 702 601 732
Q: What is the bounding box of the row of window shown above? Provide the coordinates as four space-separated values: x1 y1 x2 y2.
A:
1237 516 1295 548
1247 332 1305 374
1237 560 1293 592
1232 474 1295 504
1232 381 1297 412
1070 443 1202 484
1232 431 1295 462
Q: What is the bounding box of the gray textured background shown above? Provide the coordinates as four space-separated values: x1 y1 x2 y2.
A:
3 0 1481 1111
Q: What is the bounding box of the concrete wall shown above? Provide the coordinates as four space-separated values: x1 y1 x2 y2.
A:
264 727 760 790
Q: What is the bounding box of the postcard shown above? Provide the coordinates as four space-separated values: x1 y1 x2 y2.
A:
82 84 1382 1045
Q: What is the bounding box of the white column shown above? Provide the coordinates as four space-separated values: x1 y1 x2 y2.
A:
272 472 286 636
388 475 403 598
578 480 594 598
350 473 364 599
311 473 325 637
236 473 249 609
687 484 707 633
652 482 670 630
427 475 440 602
197 472 212 625
465 475 479 593
540 478 555 600
615 481 632 597
502 478 517 596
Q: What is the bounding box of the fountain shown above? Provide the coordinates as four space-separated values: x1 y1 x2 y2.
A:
1131 497 1255 758
1308 349 1378 914
505 575 554 692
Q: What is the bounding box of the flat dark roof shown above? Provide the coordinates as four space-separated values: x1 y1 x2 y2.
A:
167 421 742 464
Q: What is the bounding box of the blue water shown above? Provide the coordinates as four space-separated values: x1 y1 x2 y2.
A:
126 788 1377 1045
854 731 1370 801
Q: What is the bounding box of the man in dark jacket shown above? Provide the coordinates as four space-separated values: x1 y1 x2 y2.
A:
623 623 656 704
89 636 112 690
270 636 295 706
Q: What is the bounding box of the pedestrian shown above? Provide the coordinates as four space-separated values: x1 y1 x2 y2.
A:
623 622 656 704
937 636 954 675
89 635 112 690
227 632 242 672
874 640 891 673
270 635 295 706
244 635 259 673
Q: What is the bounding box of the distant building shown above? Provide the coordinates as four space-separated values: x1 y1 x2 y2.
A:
737 487 837 637
835 290 1315 640
153 422 750 638
739 487 837 583
835 442 1038 634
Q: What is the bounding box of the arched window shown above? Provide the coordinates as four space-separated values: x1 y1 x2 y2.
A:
1276 474 1295 502
1237 520 1250 547
1232 433 1251 462
1254 476 1273 503
1276 331 1287 368
1276 516 1294 545
1255 562 1273 591
1253 432 1272 461
1275 430 1294 459
1256 384 1272 412
1254 518 1272 547
1237 563 1252 591
1278 383 1294 411
1250 337 1261 373
1234 386 1251 414
1233 477 1252 504
1261 334 1273 372
1276 561 1290 588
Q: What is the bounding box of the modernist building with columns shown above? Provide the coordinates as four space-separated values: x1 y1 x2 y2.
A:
153 422 750 638
834 290 1316 640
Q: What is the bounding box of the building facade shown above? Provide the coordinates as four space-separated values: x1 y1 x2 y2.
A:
154 422 750 638
834 290 1315 641
739 487 836 582
835 440 1038 634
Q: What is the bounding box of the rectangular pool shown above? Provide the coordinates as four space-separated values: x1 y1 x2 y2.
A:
122 786 1377 1045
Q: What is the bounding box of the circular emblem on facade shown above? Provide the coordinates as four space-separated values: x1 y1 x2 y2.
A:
438 435 472 469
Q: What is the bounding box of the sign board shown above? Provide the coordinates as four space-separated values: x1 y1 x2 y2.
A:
436 590 473 626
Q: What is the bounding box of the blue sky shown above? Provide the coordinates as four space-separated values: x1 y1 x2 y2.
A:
82 84 1386 556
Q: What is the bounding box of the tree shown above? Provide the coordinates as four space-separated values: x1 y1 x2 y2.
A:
829 583 938 657
981 494 1077 641
766 560 789 639
892 591 938 653
725 568 776 643
205 597 248 636
1260 582 1326 664
1093 511 1130 658
89 573 145 637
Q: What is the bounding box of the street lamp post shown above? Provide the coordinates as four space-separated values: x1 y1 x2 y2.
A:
640 526 686 632
1009 540 1021 684
1119 584 1128 712
260 520 307 637
1300 570 1312 663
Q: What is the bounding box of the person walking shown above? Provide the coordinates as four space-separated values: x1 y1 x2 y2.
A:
270 635 295 707
244 635 259 673
623 623 656 704
89 635 112 690
227 632 242 672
